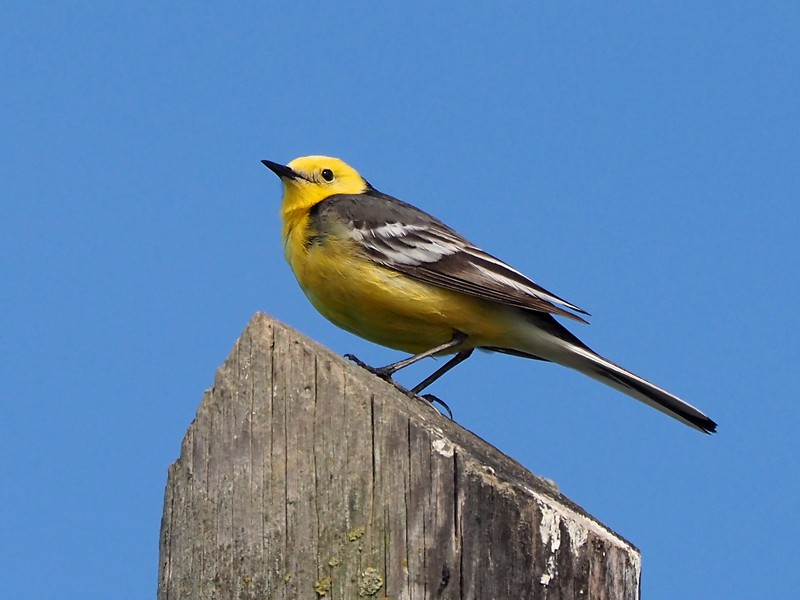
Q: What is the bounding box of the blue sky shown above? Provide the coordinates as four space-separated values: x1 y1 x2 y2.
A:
2 3 798 598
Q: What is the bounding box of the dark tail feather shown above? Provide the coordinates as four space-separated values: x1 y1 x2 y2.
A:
573 348 717 433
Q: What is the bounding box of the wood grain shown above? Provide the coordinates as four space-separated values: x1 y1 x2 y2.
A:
158 312 640 599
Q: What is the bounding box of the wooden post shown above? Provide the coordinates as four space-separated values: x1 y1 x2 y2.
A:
158 312 641 599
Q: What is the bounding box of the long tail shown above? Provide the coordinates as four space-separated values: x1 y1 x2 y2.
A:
564 344 717 433
497 312 718 433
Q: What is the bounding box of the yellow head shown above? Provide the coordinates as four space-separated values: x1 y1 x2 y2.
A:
262 156 369 231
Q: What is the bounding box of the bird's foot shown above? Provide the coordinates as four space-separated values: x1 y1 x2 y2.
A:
344 353 370 370
344 354 395 380
344 354 452 418
421 394 454 419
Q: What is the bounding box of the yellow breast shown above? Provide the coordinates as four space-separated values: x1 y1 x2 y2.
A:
283 222 510 354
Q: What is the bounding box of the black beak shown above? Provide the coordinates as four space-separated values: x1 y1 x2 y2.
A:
261 160 300 180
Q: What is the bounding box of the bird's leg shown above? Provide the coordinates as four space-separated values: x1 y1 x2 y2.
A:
345 332 468 380
411 349 474 394
345 332 471 418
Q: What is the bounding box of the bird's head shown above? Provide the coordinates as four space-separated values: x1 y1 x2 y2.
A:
262 156 369 216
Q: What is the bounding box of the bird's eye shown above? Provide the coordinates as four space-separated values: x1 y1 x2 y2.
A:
321 169 334 182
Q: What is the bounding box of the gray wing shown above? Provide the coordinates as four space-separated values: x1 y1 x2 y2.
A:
312 189 590 323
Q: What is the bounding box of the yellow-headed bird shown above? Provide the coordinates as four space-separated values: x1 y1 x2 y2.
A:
262 155 717 433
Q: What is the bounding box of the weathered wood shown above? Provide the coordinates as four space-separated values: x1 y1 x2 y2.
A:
158 312 641 599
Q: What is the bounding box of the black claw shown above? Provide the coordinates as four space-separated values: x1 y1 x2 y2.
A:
344 353 368 368
421 394 454 420
344 354 395 380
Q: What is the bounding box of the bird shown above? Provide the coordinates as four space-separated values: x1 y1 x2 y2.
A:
261 155 717 433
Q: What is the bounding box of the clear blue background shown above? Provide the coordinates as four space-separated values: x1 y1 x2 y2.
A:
2 3 798 598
